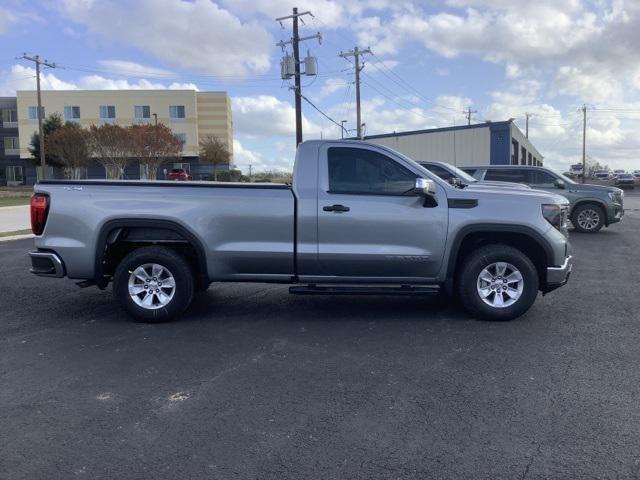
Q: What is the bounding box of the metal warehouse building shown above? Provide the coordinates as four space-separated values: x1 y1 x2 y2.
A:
364 120 543 167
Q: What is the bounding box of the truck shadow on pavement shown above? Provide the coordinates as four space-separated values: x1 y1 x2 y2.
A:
182 287 477 326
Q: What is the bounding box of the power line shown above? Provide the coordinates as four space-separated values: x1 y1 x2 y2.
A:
299 93 347 137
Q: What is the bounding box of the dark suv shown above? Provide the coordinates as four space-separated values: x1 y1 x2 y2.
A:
461 165 624 233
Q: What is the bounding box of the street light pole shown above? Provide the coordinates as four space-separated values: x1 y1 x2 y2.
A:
341 120 347 139
152 113 158 180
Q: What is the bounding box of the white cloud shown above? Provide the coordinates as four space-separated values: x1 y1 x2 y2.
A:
0 64 198 96
0 8 15 34
326 94 471 137
219 0 387 28
553 66 621 103
233 139 264 167
232 95 321 138
317 77 350 99
57 0 273 77
96 60 174 77
233 139 295 172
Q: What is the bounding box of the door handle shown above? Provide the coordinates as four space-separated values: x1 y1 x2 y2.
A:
323 204 350 213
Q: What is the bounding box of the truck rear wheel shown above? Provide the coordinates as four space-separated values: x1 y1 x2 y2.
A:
458 244 539 321
113 246 194 322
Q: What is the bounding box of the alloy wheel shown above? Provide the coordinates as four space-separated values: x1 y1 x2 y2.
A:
127 263 176 310
476 262 524 308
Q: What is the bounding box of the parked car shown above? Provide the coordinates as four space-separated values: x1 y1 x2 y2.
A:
167 168 192 181
615 173 635 188
633 170 640 179
460 165 624 233
28 140 572 323
593 170 610 180
417 161 530 190
612 169 626 179
569 163 583 178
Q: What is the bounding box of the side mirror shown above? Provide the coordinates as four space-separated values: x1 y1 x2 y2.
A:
414 177 437 196
554 179 566 189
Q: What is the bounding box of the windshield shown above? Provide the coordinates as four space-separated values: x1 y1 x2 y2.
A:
420 162 478 184
449 165 478 183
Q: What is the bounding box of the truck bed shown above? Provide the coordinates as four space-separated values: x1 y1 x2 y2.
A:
34 180 296 281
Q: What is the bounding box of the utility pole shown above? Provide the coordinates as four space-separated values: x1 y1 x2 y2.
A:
581 104 587 184
339 46 372 139
276 8 321 146
248 164 253 180
465 107 477 126
525 112 531 138
341 120 347 139
20 54 56 179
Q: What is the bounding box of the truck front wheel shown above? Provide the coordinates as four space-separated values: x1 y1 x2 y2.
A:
458 244 539 321
113 246 194 322
571 203 604 233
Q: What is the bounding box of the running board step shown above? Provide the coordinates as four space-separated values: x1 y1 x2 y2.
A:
289 284 440 296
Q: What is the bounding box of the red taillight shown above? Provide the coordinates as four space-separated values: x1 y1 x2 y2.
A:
30 193 49 235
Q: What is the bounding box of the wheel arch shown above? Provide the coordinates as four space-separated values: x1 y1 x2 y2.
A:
94 219 208 289
570 199 608 225
445 224 553 293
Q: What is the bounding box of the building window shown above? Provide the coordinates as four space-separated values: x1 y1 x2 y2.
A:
64 106 81 121
134 105 151 121
99 105 116 124
5 165 24 185
511 139 519 165
169 105 185 120
1 109 18 125
528 152 533 165
3 136 19 155
174 133 186 149
28 106 45 121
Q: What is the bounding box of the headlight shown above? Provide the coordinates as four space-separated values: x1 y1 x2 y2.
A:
608 190 623 201
542 204 568 234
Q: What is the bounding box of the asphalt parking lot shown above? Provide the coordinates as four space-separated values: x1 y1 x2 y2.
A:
2 191 640 479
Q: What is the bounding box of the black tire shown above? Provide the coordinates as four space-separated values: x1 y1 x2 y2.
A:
571 203 605 233
113 246 194 322
457 244 539 321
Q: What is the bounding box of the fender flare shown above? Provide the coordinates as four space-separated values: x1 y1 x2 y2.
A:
445 223 554 281
94 218 208 285
570 198 610 225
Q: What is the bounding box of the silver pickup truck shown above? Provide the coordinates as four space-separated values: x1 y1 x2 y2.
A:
29 140 572 322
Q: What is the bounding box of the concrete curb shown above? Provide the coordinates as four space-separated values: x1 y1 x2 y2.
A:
0 233 34 242
0 204 30 211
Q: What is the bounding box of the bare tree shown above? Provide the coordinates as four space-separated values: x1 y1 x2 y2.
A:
129 124 182 180
46 124 91 179
199 134 230 181
89 124 132 179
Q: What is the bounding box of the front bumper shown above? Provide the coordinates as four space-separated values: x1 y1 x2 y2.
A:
29 250 66 278
544 255 572 293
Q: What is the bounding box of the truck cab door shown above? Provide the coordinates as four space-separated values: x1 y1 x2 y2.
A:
312 144 449 281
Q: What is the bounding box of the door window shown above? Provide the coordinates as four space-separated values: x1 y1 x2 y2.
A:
328 147 416 195
484 168 529 184
529 170 557 188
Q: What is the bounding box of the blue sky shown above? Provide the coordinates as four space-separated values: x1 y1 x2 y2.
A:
1 0 639 173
